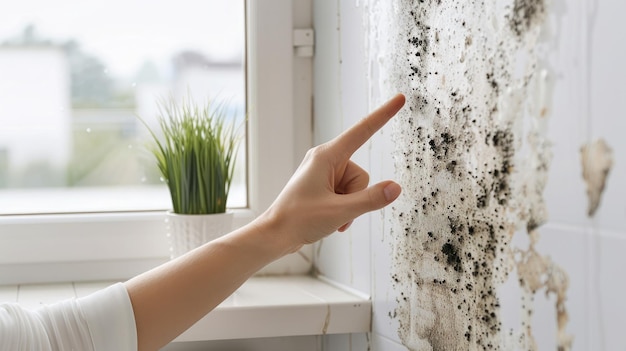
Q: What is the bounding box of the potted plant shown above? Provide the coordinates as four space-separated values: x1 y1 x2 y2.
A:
141 95 242 258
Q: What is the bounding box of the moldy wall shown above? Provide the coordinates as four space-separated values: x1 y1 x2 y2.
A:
313 0 626 350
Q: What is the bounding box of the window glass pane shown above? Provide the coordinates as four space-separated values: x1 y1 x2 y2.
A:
0 1 246 214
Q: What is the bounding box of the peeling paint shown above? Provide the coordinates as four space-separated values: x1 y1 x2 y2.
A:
366 0 571 349
581 139 613 217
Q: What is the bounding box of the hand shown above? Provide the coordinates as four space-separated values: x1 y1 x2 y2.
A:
261 93 406 252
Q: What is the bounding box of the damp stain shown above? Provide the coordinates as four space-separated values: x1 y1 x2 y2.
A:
512 230 572 350
581 139 613 217
368 0 571 350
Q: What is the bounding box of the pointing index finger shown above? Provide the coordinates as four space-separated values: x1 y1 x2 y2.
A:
332 93 406 155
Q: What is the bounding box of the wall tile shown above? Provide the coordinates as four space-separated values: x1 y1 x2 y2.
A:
591 232 626 350
370 206 402 343
313 221 372 294
315 234 353 285
348 216 373 294
339 1 368 129
370 333 409 351
322 333 369 351
313 0 343 145
588 0 626 233
543 0 589 228
322 334 350 351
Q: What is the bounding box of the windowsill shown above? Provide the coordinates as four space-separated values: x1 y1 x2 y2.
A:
0 275 371 341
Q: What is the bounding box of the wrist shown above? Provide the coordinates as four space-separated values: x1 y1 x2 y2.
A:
252 207 303 257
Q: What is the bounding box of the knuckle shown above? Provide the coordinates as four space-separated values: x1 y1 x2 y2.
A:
305 144 327 160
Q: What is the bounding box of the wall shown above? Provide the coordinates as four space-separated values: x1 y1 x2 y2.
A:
314 1 625 350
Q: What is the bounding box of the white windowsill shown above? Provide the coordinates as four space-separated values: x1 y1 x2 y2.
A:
0 275 371 342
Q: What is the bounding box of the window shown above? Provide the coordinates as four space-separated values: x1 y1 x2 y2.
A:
0 0 313 284
0 0 246 214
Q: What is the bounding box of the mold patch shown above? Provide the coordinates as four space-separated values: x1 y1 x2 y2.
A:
367 0 571 349
581 139 613 217
514 232 572 350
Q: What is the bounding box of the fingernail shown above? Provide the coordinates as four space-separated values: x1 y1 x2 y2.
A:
383 183 402 202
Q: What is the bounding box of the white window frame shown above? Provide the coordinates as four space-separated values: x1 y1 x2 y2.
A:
0 0 314 285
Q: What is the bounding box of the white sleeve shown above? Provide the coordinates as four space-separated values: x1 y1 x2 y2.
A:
0 282 137 351
77 282 137 351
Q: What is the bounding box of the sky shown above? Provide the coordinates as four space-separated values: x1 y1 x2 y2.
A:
0 0 245 78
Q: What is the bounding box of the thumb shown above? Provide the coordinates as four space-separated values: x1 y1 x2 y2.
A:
343 181 402 217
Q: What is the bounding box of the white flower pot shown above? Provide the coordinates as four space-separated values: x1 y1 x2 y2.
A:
165 211 234 259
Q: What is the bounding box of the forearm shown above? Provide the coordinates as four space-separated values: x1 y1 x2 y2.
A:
124 214 293 351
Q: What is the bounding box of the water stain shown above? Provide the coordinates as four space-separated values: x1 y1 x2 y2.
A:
581 139 613 217
513 231 572 350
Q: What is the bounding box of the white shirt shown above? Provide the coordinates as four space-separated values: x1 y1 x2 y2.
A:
0 283 137 351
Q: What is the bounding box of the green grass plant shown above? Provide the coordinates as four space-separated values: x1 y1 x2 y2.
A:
141 95 241 214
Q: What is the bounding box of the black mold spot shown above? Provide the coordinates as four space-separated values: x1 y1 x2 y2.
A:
441 243 462 272
428 132 456 160
509 0 546 37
